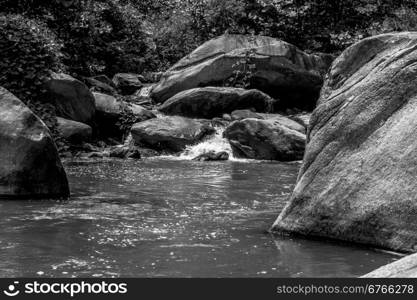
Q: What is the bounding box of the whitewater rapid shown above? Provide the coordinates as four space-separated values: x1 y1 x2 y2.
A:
179 126 236 160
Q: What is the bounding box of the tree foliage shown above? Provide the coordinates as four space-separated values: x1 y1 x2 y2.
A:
1 0 417 81
0 13 63 103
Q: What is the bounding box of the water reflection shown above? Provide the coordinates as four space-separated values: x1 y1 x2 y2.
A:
0 159 395 277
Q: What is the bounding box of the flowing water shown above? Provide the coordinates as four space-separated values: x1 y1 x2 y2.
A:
179 126 236 160
0 153 397 277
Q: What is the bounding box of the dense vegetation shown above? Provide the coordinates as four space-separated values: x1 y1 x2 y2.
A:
0 0 416 103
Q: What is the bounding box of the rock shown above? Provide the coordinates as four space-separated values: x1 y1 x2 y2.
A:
152 34 333 110
93 92 156 139
271 32 417 253
231 109 263 121
0 87 70 199
258 114 307 134
84 77 117 95
222 114 232 121
362 254 417 278
192 151 229 161
131 116 215 152
45 73 96 125
84 152 104 159
109 146 141 159
224 116 306 161
288 113 311 129
94 92 122 120
158 87 275 118
57 117 92 144
112 73 143 95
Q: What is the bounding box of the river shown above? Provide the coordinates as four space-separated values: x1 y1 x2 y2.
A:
0 157 396 277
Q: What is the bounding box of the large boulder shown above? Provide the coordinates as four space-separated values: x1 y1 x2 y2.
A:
224 116 306 161
0 87 69 199
131 116 215 152
45 73 96 125
158 87 275 118
272 32 417 253
151 34 333 110
57 117 92 144
231 109 263 121
112 73 143 95
93 92 156 139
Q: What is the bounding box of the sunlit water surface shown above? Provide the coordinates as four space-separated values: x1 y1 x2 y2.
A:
0 159 396 277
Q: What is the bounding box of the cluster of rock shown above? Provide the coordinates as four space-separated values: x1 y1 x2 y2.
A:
125 34 334 161
0 87 70 199
0 67 160 198
43 34 335 164
26 34 333 164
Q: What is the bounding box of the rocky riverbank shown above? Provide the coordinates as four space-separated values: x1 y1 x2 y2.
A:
1 31 416 278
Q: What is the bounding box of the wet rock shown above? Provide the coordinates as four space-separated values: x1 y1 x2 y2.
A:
272 32 417 253
192 151 229 161
112 73 143 95
57 117 92 144
152 34 333 110
0 87 69 199
131 116 215 152
159 87 275 118
45 73 96 124
224 116 306 161
258 114 307 134
231 109 263 121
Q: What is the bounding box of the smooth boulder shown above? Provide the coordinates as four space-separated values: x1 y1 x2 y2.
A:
93 92 155 138
131 116 215 152
192 151 229 161
159 87 275 118
0 87 70 199
272 32 417 253
45 73 96 124
224 116 306 161
231 109 263 121
57 117 92 144
112 73 143 95
152 34 333 110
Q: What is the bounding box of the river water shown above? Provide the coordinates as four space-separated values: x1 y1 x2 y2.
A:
0 157 396 277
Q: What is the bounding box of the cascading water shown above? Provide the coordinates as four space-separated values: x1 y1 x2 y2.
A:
179 126 236 160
